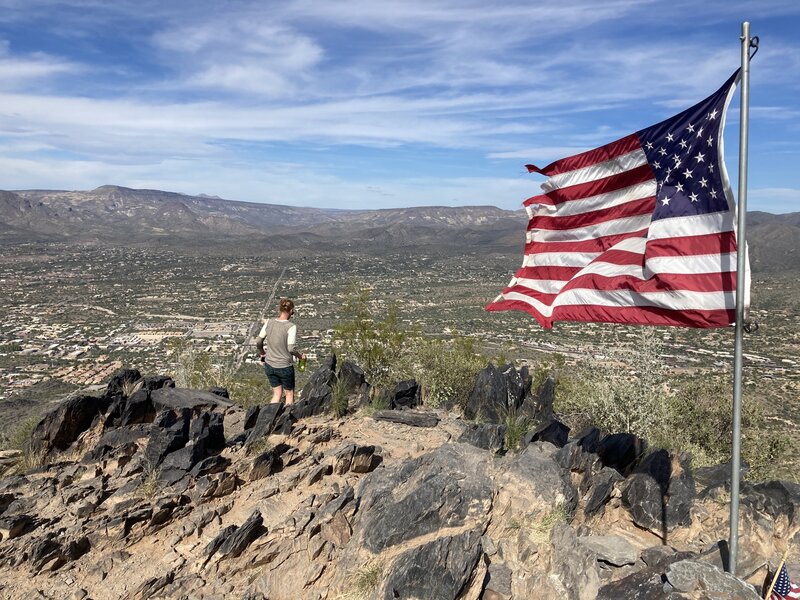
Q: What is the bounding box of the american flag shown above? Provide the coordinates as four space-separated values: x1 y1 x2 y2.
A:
772 564 800 599
487 71 750 329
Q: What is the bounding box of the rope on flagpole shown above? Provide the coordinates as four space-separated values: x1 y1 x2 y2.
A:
765 548 790 599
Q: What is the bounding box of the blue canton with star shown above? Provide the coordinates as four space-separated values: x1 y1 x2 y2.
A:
637 71 739 222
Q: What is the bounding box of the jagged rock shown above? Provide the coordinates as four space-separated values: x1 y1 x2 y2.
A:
664 559 761 598
189 411 225 451
740 480 800 528
28 535 90 573
351 444 494 554
597 432 646 475
457 423 506 453
622 450 694 534
245 402 283 449
140 375 175 392
390 379 420 409
597 546 694 599
578 534 639 566
521 418 570 449
128 571 175 600
464 363 531 423
371 409 439 428
149 387 233 414
584 467 624 517
249 449 283 481
377 528 484 600
31 394 113 453
338 361 365 392
306 464 333 485
333 444 356 475
351 445 381 473
144 409 191 467
551 524 601 600
244 405 260 430
105 369 142 397
208 387 229 399
695 460 749 497
190 454 230 477
216 510 265 559
0 514 34 540
484 562 513 600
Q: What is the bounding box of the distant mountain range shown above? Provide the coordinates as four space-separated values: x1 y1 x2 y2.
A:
1 185 797 271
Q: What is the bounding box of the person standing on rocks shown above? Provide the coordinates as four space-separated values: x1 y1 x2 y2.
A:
257 298 305 405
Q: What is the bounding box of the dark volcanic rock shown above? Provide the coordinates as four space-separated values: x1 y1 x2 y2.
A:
244 405 260 431
695 460 749 497
379 528 484 600
457 423 506 453
104 368 142 397
216 510 265 559
521 418 570 449
584 467 624 517
352 444 493 553
464 362 531 423
622 450 694 534
739 480 800 527
390 379 420 409
371 410 440 428
664 560 761 599
245 402 284 449
144 409 191 467
338 360 365 392
207 387 229 399
597 432 646 475
31 394 112 453
149 388 233 414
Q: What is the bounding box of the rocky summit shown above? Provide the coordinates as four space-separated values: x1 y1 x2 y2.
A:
1 360 798 600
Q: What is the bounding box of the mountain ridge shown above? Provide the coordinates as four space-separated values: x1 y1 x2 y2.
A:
1 186 797 271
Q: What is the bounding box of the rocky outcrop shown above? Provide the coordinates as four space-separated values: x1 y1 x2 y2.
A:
1 361 797 600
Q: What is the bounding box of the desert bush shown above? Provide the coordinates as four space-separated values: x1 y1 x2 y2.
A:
409 334 487 409
556 328 670 439
330 377 350 418
139 460 161 500
334 288 412 391
501 405 533 452
336 562 384 600
1 415 45 473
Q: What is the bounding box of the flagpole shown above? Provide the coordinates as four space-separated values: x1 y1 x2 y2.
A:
729 20 752 576
765 549 790 599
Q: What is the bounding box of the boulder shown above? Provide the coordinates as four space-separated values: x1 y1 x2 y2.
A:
457 423 506 453
244 402 284 450
664 560 761 599
464 363 531 423
597 432 646 475
695 460 749 497
622 450 694 534
338 360 366 392
216 510 265 559
149 388 233 414
578 534 639 566
390 379 420 409
31 394 113 453
104 368 142 398
521 418 570 449
371 410 440 428
377 528 484 600
144 409 191 467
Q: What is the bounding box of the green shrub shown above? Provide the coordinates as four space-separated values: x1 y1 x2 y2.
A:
1 416 45 473
410 334 487 409
501 405 533 452
330 377 350 418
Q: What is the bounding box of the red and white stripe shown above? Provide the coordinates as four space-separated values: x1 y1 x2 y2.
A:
486 135 744 329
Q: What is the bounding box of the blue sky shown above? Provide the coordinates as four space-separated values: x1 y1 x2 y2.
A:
0 0 798 212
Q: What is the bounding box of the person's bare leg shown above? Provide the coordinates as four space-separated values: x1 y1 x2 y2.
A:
271 385 283 404
284 389 294 405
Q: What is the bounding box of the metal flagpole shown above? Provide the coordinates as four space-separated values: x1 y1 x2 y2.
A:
729 20 752 576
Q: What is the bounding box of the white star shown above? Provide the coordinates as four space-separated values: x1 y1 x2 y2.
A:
661 197 671 206
683 168 693 179
645 141 654 150
694 152 705 162
673 157 682 168
696 127 704 137
699 177 708 188
653 161 661 169
659 147 667 156
710 189 718 198
689 192 699 202
666 133 674 142
679 139 688 149
709 164 715 172
687 123 695 133
676 182 684 193
708 109 718 120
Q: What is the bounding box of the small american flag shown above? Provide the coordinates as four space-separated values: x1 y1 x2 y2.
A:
487 71 750 329
772 564 800 599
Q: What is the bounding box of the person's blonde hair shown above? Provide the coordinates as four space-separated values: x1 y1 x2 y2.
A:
279 298 295 314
